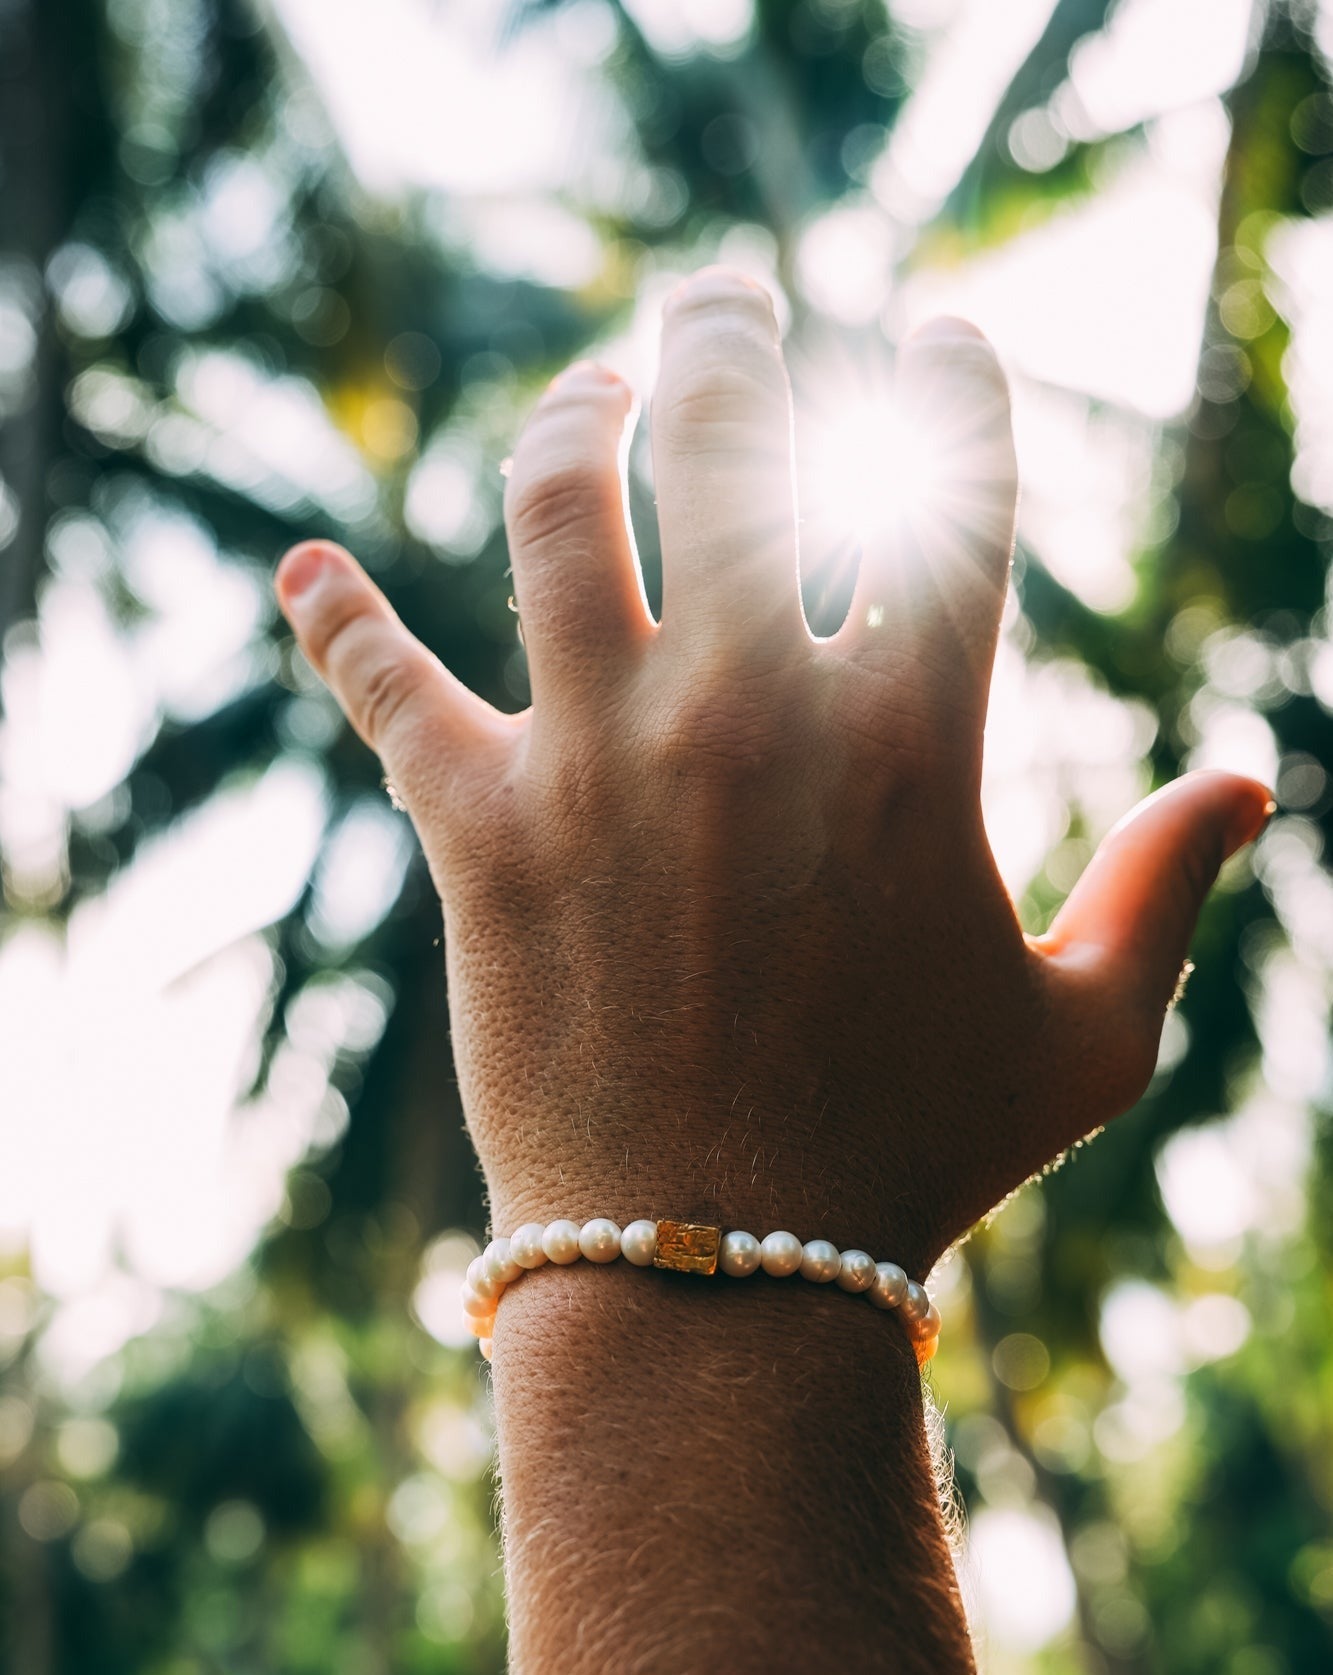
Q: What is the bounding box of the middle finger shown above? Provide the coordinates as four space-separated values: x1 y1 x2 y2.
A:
651 267 806 664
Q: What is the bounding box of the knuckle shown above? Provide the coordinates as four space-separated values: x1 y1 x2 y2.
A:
355 652 426 749
658 354 787 442
649 680 785 783
322 608 425 749
833 663 961 799
539 743 618 832
505 459 616 550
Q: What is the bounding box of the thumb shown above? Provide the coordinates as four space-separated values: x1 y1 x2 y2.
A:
1031 768 1275 1023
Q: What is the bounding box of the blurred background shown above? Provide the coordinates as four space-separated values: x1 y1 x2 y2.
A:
1 0 1332 1669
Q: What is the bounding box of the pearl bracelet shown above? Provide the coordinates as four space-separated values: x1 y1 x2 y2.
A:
460 1217 941 1368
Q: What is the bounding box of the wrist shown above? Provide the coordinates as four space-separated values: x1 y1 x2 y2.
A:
488 1259 974 1672
488 1246 928 1374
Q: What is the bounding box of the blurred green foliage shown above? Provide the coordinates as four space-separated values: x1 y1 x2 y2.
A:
2 0 1332 1671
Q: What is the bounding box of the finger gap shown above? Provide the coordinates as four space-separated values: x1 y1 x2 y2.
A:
626 418 662 625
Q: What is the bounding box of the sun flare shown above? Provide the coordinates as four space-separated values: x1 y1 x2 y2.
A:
803 391 945 542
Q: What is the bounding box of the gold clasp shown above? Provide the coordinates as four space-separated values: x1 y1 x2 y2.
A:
652 1220 721 1275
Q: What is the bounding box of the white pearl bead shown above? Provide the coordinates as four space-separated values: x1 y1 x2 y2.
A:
909 1301 942 1342
869 1262 908 1311
579 1218 623 1263
800 1239 842 1283
836 1250 876 1292
461 1285 497 1319
483 1238 523 1285
509 1223 549 1269
900 1280 930 1324
760 1231 803 1277
479 1337 493 1362
620 1220 658 1266
719 1230 762 1277
542 1219 582 1264
467 1311 495 1339
466 1257 503 1302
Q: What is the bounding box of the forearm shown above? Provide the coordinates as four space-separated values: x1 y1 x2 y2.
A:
489 1256 974 1673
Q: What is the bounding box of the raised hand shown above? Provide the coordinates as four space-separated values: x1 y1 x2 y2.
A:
275 267 1271 1282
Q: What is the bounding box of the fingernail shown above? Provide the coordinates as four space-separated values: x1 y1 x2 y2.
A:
550 359 620 388
1223 787 1277 857
905 315 988 348
277 542 335 609
543 361 630 405
663 266 775 325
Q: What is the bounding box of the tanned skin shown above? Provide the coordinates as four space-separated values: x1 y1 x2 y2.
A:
275 266 1273 1673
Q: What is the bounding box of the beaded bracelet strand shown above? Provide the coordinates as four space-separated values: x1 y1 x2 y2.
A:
460 1217 941 1368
